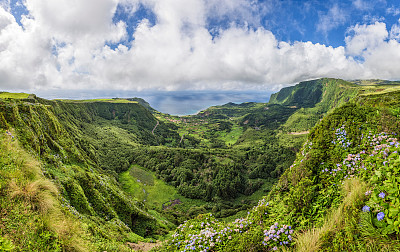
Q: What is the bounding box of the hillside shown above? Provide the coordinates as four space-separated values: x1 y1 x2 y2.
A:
156 83 400 251
0 96 179 251
2 78 400 251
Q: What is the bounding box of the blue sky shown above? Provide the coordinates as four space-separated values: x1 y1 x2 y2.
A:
1 0 400 92
110 0 400 47
108 0 400 47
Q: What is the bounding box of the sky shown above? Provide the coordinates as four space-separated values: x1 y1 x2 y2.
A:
1 0 400 93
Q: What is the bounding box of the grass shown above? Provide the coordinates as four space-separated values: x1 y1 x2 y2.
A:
119 164 208 224
0 130 91 251
221 178 277 223
277 132 308 150
218 124 243 145
294 178 367 252
0 92 30 99
56 98 138 103
359 85 400 96
119 165 181 209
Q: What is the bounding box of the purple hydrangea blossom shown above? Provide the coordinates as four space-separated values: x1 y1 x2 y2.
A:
377 212 385 221
362 205 370 212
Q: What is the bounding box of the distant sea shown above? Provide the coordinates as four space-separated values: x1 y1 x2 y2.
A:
35 90 273 116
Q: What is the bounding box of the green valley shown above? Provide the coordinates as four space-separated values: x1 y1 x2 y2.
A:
2 78 400 251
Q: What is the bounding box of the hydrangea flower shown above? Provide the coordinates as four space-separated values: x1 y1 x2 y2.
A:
362 205 370 212
377 212 385 221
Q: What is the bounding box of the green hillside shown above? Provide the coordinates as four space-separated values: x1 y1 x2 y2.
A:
2 78 400 251
0 97 172 251
156 84 400 251
268 78 359 132
0 92 31 99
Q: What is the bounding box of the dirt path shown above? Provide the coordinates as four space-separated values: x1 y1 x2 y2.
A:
287 131 309 135
127 241 163 251
151 121 159 135
179 133 185 144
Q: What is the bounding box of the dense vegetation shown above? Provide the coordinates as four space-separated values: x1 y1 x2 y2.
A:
0 97 171 251
2 78 400 251
156 85 400 251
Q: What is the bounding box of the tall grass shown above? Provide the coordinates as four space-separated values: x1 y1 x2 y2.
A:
0 131 91 251
295 178 367 252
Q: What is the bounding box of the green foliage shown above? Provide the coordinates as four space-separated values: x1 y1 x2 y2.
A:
0 98 173 250
269 79 324 107
154 84 400 251
157 199 296 252
119 165 183 211
4 78 400 251
0 236 14 251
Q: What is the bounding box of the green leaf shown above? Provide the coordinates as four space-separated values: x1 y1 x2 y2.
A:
385 224 395 235
389 207 399 218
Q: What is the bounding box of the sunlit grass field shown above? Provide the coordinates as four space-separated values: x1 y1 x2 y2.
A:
0 92 30 99
57 98 138 103
119 165 203 210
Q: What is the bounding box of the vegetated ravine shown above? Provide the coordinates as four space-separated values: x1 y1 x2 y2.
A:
1 78 400 251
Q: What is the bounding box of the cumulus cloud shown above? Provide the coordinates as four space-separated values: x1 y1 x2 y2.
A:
345 21 400 79
345 22 389 56
0 0 10 11
0 0 399 92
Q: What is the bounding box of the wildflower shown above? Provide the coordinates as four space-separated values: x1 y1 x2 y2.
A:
365 190 372 196
362 205 370 212
377 212 385 221
379 192 385 199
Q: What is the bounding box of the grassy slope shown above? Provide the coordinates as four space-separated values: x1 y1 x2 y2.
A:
119 165 185 209
3 80 400 251
119 165 209 223
156 84 400 252
0 131 90 251
57 98 139 103
271 78 360 132
0 98 172 251
0 92 30 99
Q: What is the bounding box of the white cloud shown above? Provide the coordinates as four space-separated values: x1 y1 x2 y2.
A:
387 6 400 16
353 0 371 11
345 22 388 56
317 4 347 35
345 21 400 80
0 0 400 92
0 6 60 89
0 0 10 11
205 0 262 28
390 19 400 40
